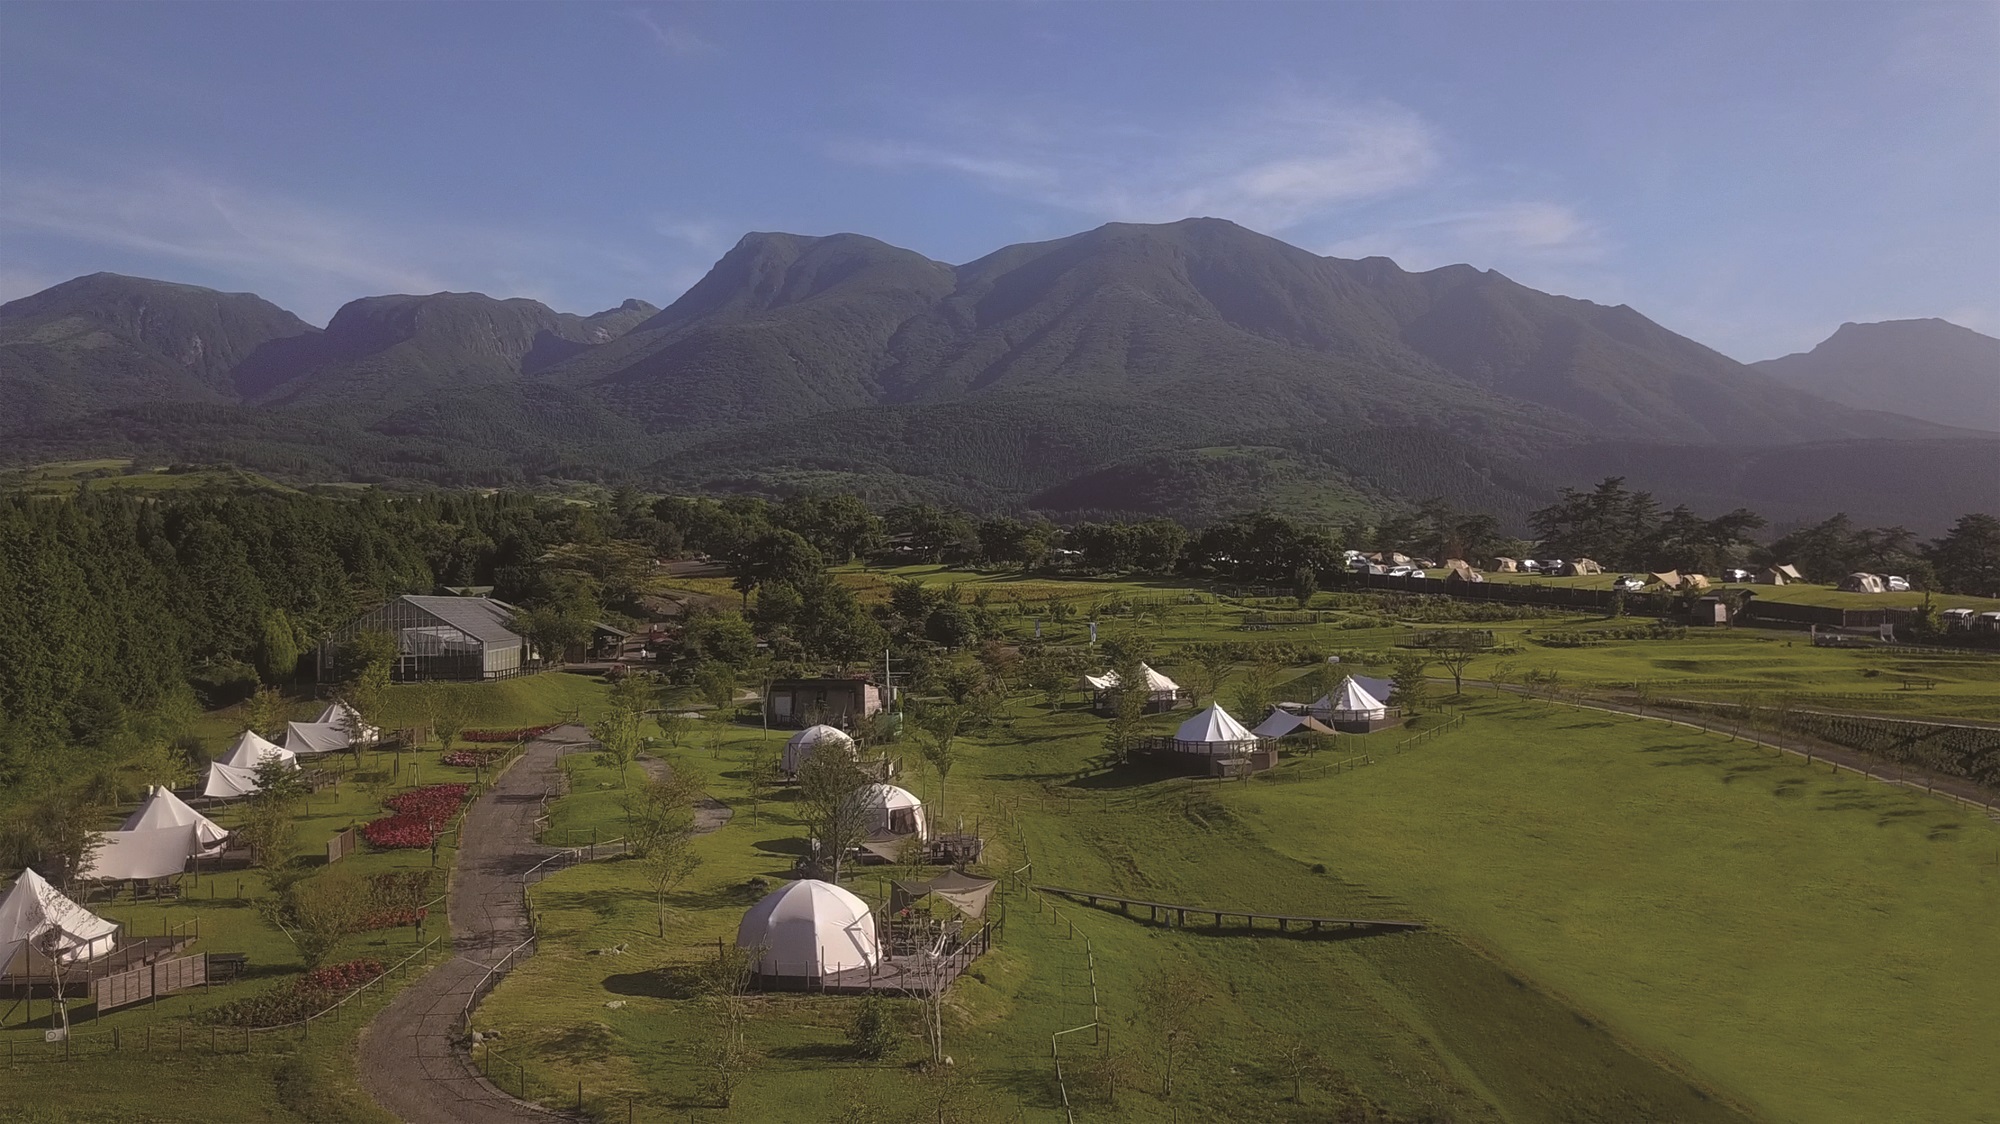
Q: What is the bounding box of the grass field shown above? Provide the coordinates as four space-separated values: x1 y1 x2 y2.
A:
1475 568 2000 612
481 689 2000 1123
0 458 298 497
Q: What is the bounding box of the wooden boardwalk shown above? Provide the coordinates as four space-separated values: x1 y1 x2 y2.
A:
1034 885 1422 935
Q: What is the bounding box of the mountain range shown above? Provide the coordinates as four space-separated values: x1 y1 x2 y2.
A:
2 218 1994 531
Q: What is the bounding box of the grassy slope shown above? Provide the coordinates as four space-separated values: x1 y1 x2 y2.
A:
481 685 2000 1124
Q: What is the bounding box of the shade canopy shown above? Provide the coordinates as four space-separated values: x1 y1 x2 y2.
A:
1251 710 1339 739
1082 663 1181 698
781 724 857 776
1175 704 1257 749
0 868 119 973
736 879 880 979
220 730 297 771
123 786 228 855
891 871 999 920
79 824 198 881
844 783 927 841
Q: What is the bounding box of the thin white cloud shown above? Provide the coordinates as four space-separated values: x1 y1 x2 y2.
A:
650 215 734 255
0 169 697 322
629 10 719 58
835 94 1441 232
1326 202 1609 270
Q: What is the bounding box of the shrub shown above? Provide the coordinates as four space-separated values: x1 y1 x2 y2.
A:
205 958 385 1027
440 750 500 768
848 995 901 1060
462 725 556 743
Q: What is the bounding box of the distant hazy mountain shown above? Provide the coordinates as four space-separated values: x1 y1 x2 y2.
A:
0 273 318 431
3 220 1991 531
1752 319 2000 434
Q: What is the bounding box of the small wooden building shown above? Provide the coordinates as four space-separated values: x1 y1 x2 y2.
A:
765 677 887 729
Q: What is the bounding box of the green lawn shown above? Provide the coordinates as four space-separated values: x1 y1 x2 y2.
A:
478 690 1999 1123
1476 569 2000 612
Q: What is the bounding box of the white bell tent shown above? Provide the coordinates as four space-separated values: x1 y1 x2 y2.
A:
1081 662 1181 701
1317 676 1389 722
0 868 119 975
123 785 229 855
204 729 299 798
735 879 881 981
284 721 350 756
1171 704 1260 757
781 724 857 777
845 783 928 841
315 701 381 744
78 824 199 882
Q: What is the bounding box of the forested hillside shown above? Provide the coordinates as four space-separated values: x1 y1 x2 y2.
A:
3 220 1992 529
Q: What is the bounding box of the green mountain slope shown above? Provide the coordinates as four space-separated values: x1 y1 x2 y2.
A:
0 273 319 432
1752 319 2000 433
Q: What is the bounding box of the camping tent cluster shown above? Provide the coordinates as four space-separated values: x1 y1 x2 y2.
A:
203 730 298 798
0 869 119 978
1762 564 1805 585
80 787 229 882
203 703 381 800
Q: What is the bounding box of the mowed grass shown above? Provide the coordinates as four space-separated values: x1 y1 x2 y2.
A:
1477 569 2000 612
479 684 1998 1123
1222 696 2000 1124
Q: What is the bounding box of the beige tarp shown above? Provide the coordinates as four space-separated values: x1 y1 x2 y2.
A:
890 871 999 920
1649 570 1683 590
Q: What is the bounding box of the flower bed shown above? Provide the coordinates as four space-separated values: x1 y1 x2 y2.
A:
362 783 470 849
205 958 385 1027
440 749 501 768
462 725 556 743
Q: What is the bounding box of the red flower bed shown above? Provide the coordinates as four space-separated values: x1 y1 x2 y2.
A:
440 750 500 768
362 906 428 930
362 783 470 849
462 725 555 743
206 958 385 1027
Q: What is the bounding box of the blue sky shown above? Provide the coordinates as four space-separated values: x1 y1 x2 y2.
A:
2 1 1994 360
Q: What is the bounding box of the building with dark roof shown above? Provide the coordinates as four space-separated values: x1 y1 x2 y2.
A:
320 595 528 682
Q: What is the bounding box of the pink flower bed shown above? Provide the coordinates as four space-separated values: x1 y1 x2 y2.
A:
361 783 470 849
440 750 500 768
462 725 555 743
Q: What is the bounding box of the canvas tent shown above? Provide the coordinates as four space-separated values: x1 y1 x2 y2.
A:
781 724 857 777
1250 709 1339 740
1762 565 1803 585
1648 571 1683 590
736 879 880 981
121 785 228 856
285 721 353 756
1322 676 1389 721
308 702 380 745
1171 705 1260 757
78 825 198 882
1840 573 1887 594
1490 556 1519 573
1683 573 1712 591
889 871 998 920
1082 662 1181 701
1444 559 1483 583
0 869 119 976
1563 558 1602 576
205 730 299 798
845 783 927 841
1309 676 1395 721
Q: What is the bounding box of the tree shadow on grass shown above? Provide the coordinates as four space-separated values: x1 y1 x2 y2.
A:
603 968 694 999
767 1042 858 1062
754 836 810 857
1063 760 1191 791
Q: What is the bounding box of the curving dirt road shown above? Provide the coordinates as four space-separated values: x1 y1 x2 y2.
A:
357 726 585 1124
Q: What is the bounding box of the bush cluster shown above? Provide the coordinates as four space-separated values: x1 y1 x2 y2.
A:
439 749 500 767
461 725 556 743
205 958 385 1027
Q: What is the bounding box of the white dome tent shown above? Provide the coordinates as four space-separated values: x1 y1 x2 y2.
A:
736 879 881 985
1309 675 1402 732
845 783 928 841
1171 705 1260 758
0 868 119 976
782 724 857 778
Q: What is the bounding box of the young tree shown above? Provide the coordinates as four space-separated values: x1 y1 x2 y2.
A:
421 683 478 755
1427 632 1486 698
281 867 370 969
697 943 761 1108
0 790 105 891
745 743 780 825
796 746 872 882
1389 653 1433 715
243 686 293 741
915 704 964 809
1273 1037 1332 1104
1230 659 1280 721
1020 650 1073 712
694 661 738 715
654 707 693 751
641 829 703 937
846 995 902 1060
1132 963 1213 1099
591 706 644 788
1101 657 1150 766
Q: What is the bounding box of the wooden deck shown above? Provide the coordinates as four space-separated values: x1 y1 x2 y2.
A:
1034 885 1422 935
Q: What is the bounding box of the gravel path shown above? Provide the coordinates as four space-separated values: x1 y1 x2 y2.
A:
357 725 590 1124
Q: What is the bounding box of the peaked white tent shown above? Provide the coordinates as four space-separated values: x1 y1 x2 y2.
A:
1319 676 1389 721
284 721 350 756
844 783 928 841
220 730 297 771
205 729 299 799
782 724 857 777
78 825 198 882
122 786 229 856
314 702 380 745
0 869 119 975
1081 662 1181 701
1172 704 1260 757
736 879 880 980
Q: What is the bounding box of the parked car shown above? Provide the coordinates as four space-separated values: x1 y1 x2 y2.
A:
1722 568 1753 582
1885 575 1911 592
1613 575 1645 592
1538 560 1564 573
1520 559 1542 572
1386 565 1418 577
